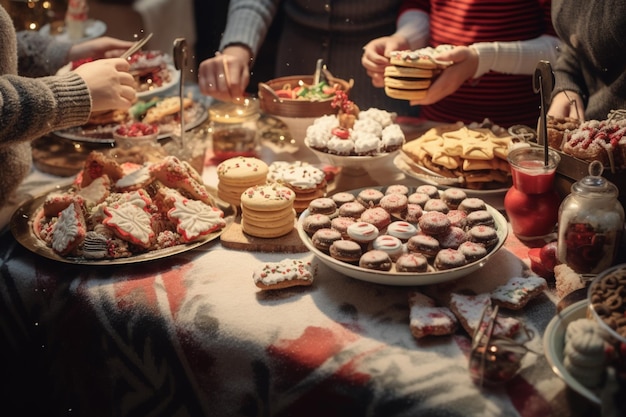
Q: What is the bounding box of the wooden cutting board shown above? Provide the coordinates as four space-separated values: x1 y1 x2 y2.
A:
220 216 309 253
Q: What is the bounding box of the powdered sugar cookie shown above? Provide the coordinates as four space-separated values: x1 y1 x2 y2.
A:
253 259 315 290
490 276 547 310
409 291 458 338
449 292 520 338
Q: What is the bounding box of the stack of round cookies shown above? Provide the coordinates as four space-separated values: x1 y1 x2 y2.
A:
267 161 327 214
384 45 454 101
216 156 268 206
240 183 296 238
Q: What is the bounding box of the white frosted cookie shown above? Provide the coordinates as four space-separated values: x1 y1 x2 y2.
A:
167 198 226 242
563 318 607 388
253 259 316 290
103 203 155 248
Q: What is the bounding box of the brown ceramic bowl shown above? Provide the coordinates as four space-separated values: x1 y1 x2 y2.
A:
258 74 352 118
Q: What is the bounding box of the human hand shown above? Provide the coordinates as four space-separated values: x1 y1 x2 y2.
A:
198 45 251 101
73 58 136 112
409 46 478 105
361 35 409 88
547 91 585 121
68 36 135 61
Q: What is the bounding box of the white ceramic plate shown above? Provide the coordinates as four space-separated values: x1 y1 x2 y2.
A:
40 19 107 43
296 186 508 286
393 153 509 198
543 300 601 404
136 65 181 99
53 99 207 144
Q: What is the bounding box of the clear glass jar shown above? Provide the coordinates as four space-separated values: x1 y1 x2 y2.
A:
557 161 625 274
209 98 260 162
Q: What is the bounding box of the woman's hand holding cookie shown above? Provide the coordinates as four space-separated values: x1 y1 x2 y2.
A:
362 35 409 88
409 46 479 106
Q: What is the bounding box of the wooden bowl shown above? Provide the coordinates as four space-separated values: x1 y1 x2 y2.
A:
258 74 352 118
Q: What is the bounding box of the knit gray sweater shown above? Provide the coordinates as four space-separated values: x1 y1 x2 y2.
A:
0 5 91 208
551 0 626 120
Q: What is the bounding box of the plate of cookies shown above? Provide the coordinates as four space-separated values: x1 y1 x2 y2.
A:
395 120 517 195
11 152 236 265
296 185 508 286
53 95 207 144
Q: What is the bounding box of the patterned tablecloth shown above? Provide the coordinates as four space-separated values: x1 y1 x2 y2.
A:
0 122 605 417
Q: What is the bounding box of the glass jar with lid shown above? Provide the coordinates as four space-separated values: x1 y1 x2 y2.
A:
209 98 260 162
557 161 625 274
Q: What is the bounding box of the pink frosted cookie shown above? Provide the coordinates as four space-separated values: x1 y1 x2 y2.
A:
357 188 384 207
449 292 521 338
437 226 467 249
331 192 356 205
458 197 486 214
311 228 342 252
360 206 391 230
457 241 488 263
418 211 451 235
467 225 499 250
407 192 430 208
308 197 338 216
465 209 495 228
490 276 548 310
434 248 467 270
359 249 392 271
396 253 428 273
409 291 458 338
385 184 410 196
302 213 332 236
43 192 80 218
379 193 408 213
330 216 356 238
404 203 424 223
446 209 467 229
151 156 210 204
415 184 439 199
338 201 367 219
423 198 449 214
253 259 315 290
406 233 440 258
441 187 468 210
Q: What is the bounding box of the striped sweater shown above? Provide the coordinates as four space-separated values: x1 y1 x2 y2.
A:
399 0 556 127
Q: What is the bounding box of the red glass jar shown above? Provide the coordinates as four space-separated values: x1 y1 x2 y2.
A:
504 146 561 240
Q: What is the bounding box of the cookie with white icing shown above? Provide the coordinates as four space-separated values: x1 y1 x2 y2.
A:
253 259 315 290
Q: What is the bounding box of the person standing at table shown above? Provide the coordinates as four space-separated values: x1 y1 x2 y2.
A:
547 0 626 121
361 0 560 128
0 5 137 209
197 0 415 115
